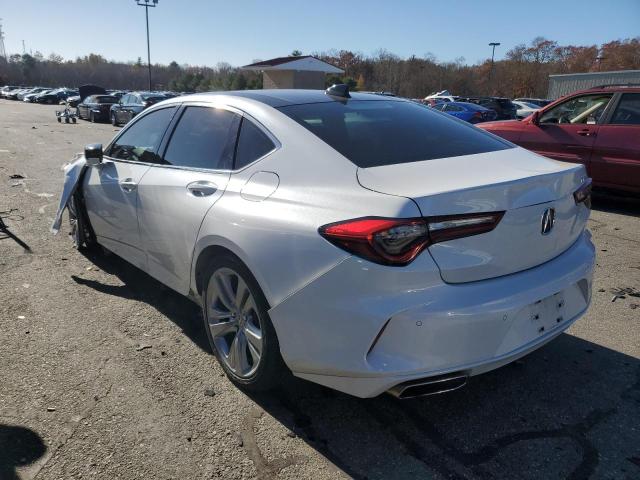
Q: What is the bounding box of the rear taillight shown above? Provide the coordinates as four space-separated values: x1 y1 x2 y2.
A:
573 178 592 208
319 212 504 266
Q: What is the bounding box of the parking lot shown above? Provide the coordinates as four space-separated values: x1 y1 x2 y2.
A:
1 99 639 479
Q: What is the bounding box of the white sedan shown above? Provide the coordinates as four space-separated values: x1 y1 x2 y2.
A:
53 85 595 399
512 100 540 119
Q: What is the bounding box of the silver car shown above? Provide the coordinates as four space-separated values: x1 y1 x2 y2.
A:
54 87 595 398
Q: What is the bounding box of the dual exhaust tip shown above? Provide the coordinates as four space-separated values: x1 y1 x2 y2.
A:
387 372 468 399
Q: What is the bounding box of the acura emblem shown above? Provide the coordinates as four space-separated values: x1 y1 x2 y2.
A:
541 208 555 235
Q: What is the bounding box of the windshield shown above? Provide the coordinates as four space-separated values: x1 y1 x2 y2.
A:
278 100 513 168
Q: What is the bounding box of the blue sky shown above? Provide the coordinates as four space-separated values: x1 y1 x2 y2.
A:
2 0 639 66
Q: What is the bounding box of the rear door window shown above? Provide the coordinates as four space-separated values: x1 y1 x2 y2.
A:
234 118 276 169
107 106 177 163
278 100 512 168
610 93 640 125
162 106 240 170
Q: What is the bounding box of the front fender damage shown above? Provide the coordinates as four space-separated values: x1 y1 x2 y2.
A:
51 154 87 234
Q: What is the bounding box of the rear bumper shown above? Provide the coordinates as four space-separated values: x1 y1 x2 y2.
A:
269 231 595 398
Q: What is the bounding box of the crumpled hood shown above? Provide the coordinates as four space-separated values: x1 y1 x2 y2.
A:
79 85 106 102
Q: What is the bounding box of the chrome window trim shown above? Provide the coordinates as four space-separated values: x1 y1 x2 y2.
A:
105 100 281 174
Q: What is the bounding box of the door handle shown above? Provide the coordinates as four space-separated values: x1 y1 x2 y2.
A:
577 129 595 137
119 178 137 192
187 181 218 197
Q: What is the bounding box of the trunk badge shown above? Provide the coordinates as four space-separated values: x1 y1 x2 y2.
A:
541 208 555 235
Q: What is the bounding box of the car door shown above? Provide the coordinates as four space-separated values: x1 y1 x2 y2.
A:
83 106 178 269
590 92 640 193
130 94 142 120
136 104 241 294
517 93 614 173
79 96 89 118
115 95 127 123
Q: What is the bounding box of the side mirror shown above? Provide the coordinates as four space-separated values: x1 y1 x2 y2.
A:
85 143 103 166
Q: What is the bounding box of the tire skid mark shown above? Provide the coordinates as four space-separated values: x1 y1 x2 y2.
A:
240 407 306 480
367 400 470 480
397 400 616 480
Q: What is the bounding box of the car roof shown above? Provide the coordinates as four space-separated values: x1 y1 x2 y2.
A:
164 89 402 108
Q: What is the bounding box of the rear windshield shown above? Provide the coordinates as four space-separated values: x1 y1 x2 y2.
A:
278 100 513 168
95 95 118 104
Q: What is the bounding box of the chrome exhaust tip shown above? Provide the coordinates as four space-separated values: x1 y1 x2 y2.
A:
387 373 468 399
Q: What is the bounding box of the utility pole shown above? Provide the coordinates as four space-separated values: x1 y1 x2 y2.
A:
135 0 158 91
488 42 500 93
0 19 6 61
22 39 25 55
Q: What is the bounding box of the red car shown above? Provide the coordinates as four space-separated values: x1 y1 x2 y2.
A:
478 86 640 195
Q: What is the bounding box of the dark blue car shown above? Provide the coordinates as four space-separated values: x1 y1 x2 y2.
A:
431 101 497 123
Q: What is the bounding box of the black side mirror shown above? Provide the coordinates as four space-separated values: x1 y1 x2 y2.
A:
85 143 103 166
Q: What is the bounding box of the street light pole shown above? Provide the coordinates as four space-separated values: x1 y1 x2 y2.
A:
488 42 500 93
135 0 158 90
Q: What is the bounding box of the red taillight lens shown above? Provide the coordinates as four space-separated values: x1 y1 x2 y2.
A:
319 218 429 266
573 178 592 208
319 212 504 266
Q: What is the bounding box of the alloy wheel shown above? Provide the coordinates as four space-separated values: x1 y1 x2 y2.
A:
205 267 263 378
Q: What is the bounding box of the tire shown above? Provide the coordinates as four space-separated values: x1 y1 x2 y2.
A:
72 117 76 124
202 254 286 392
57 117 61 123
111 112 118 126
68 192 96 250
89 111 95 123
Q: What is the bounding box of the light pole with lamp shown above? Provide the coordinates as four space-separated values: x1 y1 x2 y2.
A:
135 0 158 91
488 42 500 93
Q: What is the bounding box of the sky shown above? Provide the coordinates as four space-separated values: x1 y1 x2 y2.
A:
1 0 639 67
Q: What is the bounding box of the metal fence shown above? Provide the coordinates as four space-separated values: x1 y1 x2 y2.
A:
547 70 640 99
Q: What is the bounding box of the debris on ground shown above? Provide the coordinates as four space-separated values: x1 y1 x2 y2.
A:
611 287 640 302
204 388 215 397
46 407 56 412
135 344 152 351
9 174 24 179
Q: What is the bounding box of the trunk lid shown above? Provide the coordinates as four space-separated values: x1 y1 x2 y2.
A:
357 148 590 283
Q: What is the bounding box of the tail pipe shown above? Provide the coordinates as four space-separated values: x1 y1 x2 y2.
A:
387 372 468 399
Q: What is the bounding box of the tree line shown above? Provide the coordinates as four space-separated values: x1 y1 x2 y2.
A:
1 37 638 98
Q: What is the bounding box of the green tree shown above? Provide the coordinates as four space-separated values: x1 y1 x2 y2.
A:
290 49 303 57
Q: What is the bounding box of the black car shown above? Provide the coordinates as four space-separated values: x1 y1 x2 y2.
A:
36 89 77 104
458 96 518 120
110 92 167 126
77 94 120 122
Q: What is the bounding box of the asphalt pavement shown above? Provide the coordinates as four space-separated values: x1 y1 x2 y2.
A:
1 100 639 480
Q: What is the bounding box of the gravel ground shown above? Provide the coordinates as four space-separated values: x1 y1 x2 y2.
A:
1 100 639 480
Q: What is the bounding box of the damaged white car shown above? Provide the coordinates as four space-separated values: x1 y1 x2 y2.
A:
53 86 595 398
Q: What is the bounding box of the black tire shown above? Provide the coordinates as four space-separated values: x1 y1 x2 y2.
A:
202 253 286 392
72 117 76 124
111 112 118 126
65 117 70 124
89 111 95 123
68 192 96 250
57 117 61 123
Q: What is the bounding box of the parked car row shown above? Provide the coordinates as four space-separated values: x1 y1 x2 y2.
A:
1 85 79 103
74 85 178 125
422 90 553 123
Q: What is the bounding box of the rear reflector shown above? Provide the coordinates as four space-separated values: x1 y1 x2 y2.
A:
573 178 592 208
319 211 504 266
